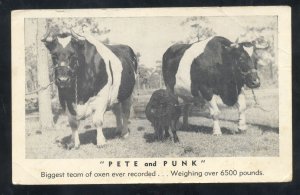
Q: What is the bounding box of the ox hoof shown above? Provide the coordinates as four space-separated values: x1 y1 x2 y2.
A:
237 124 247 131
120 131 130 139
66 142 75 150
96 136 107 148
173 137 180 143
97 143 107 148
66 142 80 150
236 129 247 134
237 124 247 134
155 131 163 141
181 124 189 131
213 131 222 136
164 133 171 140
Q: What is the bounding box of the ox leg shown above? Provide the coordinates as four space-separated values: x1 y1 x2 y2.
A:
182 103 191 130
157 125 163 141
236 88 247 133
91 95 109 148
66 107 80 149
153 121 159 140
112 103 123 135
164 125 171 139
171 120 179 143
120 96 132 139
93 109 107 148
208 95 222 135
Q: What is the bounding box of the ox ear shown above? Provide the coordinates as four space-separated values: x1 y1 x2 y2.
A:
252 39 269 49
240 42 253 48
70 29 85 46
41 30 51 42
230 38 240 48
41 31 57 51
71 29 85 49
41 36 54 43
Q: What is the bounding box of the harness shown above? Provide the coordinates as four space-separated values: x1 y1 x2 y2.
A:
239 68 258 79
232 59 269 112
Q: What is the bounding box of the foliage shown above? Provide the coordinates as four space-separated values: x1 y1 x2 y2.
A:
25 44 38 93
46 18 111 39
136 58 164 90
137 64 152 90
241 20 277 85
180 16 216 43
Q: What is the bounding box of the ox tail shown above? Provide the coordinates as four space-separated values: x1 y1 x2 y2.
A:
129 47 138 74
162 52 174 94
162 53 168 87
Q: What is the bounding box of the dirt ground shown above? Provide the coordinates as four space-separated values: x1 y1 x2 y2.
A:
25 88 279 159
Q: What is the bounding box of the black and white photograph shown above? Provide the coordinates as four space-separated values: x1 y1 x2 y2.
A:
12 7 291 184
24 15 279 158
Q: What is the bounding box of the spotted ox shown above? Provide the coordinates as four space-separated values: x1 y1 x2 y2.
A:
42 30 137 148
162 36 264 135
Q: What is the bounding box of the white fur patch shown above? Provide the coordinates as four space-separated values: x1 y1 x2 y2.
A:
76 84 110 120
82 32 122 106
174 37 213 99
57 36 71 48
243 46 254 57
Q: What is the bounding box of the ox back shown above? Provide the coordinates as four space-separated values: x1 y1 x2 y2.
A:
163 36 244 106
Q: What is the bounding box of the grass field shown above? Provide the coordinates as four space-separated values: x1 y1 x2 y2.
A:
25 88 279 159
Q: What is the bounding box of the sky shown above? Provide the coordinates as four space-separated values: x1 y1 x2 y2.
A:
25 16 276 68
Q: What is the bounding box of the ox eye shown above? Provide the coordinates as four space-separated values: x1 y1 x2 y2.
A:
239 57 245 63
69 53 76 59
52 53 58 59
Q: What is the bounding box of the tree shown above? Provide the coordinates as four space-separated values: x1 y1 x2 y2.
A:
25 44 38 93
241 21 277 82
134 52 141 91
138 65 151 90
36 18 53 131
46 18 111 42
181 16 215 43
154 60 163 88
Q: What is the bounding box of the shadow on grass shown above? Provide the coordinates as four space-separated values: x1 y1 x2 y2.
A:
143 132 156 143
255 124 279 134
179 123 278 135
143 132 174 143
178 123 234 135
60 127 119 148
143 124 234 143
136 112 279 135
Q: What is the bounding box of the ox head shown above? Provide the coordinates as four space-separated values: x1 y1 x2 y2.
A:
41 30 85 89
227 38 268 88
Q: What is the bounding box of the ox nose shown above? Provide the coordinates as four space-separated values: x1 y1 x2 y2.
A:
251 78 260 86
57 77 70 83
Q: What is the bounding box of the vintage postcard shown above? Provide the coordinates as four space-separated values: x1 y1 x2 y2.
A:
12 7 291 184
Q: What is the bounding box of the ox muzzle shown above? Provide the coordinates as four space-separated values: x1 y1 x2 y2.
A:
241 69 260 89
54 64 76 89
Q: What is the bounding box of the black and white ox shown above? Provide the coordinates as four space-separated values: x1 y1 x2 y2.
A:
162 36 266 135
42 30 137 148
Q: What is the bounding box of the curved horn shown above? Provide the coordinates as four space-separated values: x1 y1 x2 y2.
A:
70 29 86 41
253 40 269 49
230 37 240 48
230 42 239 48
41 30 54 42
